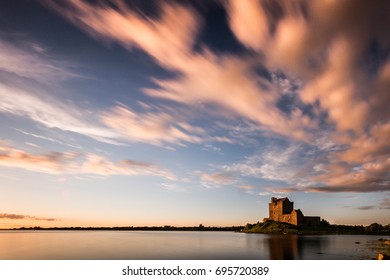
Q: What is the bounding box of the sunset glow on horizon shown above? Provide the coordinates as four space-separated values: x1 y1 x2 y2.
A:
0 0 389 229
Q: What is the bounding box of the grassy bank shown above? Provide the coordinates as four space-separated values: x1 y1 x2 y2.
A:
242 220 390 235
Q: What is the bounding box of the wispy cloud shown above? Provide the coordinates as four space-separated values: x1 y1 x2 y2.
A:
101 105 204 146
199 171 236 188
309 157 390 193
43 0 199 69
379 198 390 210
0 213 57 221
223 0 390 193
16 129 81 149
0 144 176 180
0 36 233 148
355 206 375 210
239 185 271 196
239 185 255 191
161 183 187 193
225 144 313 185
280 183 390 194
0 143 77 174
42 0 390 193
225 0 269 52
0 84 122 145
0 40 76 83
144 54 315 141
0 38 123 146
46 0 315 142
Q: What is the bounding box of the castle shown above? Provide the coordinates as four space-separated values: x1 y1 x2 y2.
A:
263 197 320 226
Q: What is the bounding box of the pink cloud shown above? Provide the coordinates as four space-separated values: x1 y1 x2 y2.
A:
300 37 369 133
199 171 236 188
0 144 77 174
338 122 390 163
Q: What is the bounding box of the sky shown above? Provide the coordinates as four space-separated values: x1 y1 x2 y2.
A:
0 0 389 229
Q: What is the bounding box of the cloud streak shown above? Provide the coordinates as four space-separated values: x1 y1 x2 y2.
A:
46 0 315 141
225 144 314 187
0 213 57 221
355 206 375 210
0 84 122 145
0 40 77 83
0 144 176 180
0 38 124 146
0 37 234 148
380 198 390 210
40 0 390 193
43 0 199 69
199 171 236 188
101 105 204 146
224 0 390 194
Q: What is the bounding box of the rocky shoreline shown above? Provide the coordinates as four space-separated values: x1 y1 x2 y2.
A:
377 239 390 260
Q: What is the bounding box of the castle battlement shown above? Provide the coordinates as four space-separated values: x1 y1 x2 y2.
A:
264 197 320 226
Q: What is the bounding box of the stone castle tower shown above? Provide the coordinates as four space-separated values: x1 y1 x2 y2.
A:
264 197 320 226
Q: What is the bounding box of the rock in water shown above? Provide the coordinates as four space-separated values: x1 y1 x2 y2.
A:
378 254 389 260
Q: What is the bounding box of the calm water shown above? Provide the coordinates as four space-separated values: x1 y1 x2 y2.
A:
0 230 387 260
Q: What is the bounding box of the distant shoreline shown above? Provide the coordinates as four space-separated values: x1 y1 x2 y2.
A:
1 226 390 236
1 221 390 236
0 225 244 232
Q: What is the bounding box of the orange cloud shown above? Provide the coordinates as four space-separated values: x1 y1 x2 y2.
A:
44 0 199 69
0 144 77 174
338 122 390 163
277 154 390 193
225 0 269 51
370 59 390 122
144 52 314 140
0 144 175 180
300 37 369 133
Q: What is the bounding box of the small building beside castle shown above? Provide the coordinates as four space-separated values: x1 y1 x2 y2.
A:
263 197 320 226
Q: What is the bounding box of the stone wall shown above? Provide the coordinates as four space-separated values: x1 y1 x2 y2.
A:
265 197 320 226
303 216 321 226
274 210 304 226
269 198 293 221
278 214 297 225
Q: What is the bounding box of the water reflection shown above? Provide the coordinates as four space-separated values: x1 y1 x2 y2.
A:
265 235 327 260
267 235 301 259
0 230 382 260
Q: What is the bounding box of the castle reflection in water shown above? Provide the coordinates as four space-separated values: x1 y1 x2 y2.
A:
267 234 327 260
